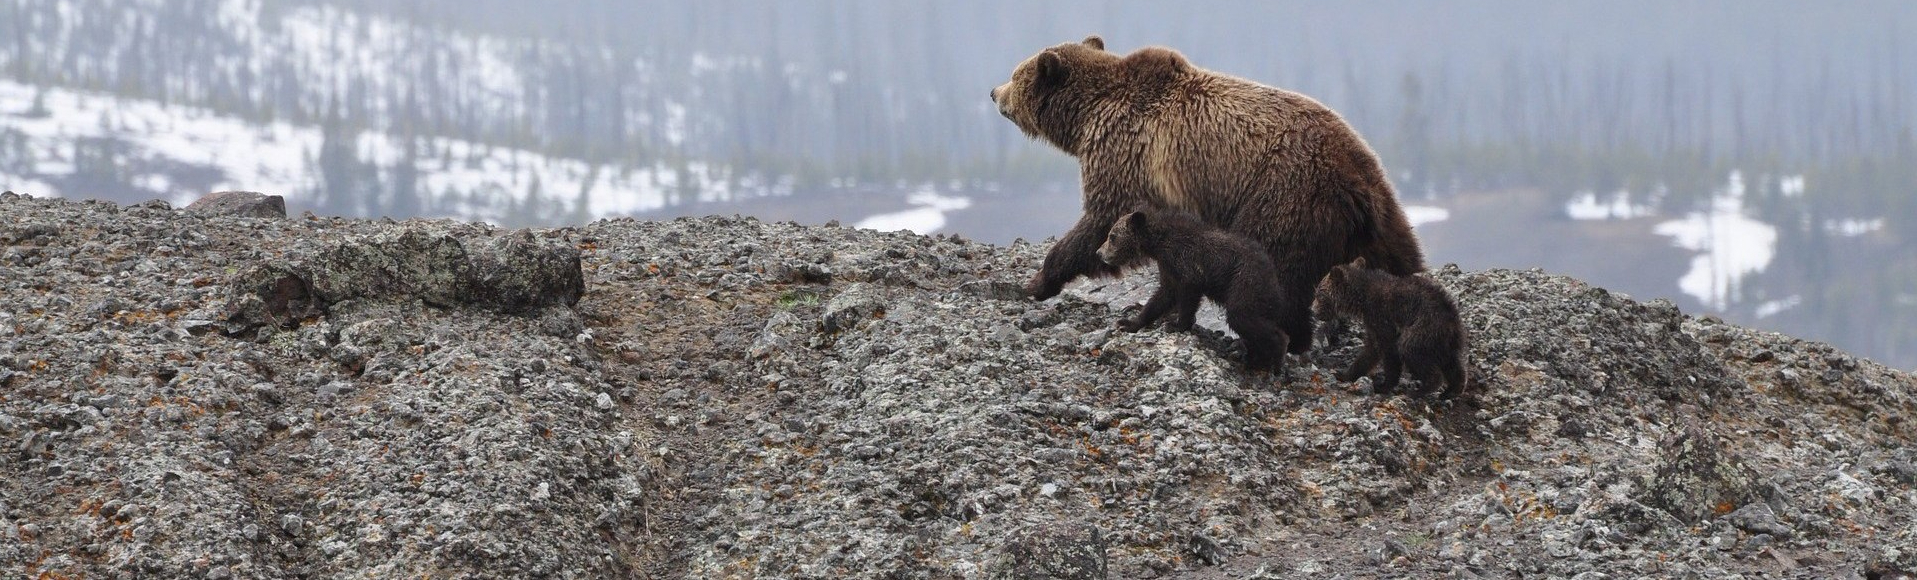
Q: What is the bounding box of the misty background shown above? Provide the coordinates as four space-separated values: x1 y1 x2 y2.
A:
2 0 1913 369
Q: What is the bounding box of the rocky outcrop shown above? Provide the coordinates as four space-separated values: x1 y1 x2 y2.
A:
2 195 1914 579
222 226 584 334
185 190 287 218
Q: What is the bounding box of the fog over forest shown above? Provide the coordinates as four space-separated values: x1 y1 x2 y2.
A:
2 0 1914 368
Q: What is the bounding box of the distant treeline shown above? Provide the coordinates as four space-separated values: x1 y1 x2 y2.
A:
2 0 1913 220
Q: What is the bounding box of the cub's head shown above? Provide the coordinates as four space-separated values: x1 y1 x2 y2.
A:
1315 258 1373 319
1098 210 1154 268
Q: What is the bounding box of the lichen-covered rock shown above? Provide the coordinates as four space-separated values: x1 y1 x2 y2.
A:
305 228 476 306
221 263 321 330
186 190 287 218
987 522 1108 580
467 229 586 312
1640 423 1761 524
225 226 582 325
821 282 887 334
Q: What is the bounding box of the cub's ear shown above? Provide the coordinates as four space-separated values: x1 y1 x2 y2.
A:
1035 49 1068 86
1122 210 1147 232
1350 257 1369 270
1081 35 1105 51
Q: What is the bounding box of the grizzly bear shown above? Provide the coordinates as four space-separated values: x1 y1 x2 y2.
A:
991 36 1426 354
1315 259 1468 398
1097 208 1291 374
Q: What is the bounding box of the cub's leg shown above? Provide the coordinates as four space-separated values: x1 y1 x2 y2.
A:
1228 311 1285 375
1167 290 1202 332
1121 282 1179 332
1338 343 1381 383
1439 358 1469 400
1376 351 1404 394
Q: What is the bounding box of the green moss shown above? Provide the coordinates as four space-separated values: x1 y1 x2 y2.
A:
776 289 822 310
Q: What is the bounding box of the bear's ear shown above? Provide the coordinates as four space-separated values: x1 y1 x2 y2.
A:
1124 210 1148 232
1035 49 1069 86
1350 257 1369 270
1081 35 1105 51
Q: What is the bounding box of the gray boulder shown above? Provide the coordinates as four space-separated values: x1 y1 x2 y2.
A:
988 522 1108 580
225 227 582 331
1639 423 1761 524
186 191 286 218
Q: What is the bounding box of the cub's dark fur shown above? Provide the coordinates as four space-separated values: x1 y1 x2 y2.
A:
1316 259 1469 398
1098 209 1294 374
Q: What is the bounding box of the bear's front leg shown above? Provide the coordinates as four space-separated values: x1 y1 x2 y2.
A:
1028 212 1120 300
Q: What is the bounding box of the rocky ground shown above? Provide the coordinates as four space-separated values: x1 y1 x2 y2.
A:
2 191 1914 579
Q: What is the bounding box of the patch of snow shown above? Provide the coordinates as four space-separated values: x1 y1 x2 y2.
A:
1754 295 1801 319
1565 190 1655 220
663 102 688 147
1403 205 1450 227
1824 218 1884 237
855 190 974 235
1653 170 1778 311
1779 174 1806 197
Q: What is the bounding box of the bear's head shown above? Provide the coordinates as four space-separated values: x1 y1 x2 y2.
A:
1097 210 1154 268
993 36 1194 154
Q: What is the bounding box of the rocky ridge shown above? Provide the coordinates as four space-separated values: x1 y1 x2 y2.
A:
1 192 1913 578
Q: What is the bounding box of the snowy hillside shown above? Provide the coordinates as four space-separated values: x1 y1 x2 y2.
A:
0 79 752 224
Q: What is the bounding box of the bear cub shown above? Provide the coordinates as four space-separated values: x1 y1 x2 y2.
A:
1315 259 1469 398
1097 208 1293 374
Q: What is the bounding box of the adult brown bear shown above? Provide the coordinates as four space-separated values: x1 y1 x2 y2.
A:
991 36 1426 353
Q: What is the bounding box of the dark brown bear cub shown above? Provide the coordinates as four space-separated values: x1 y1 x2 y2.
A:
1098 208 1292 374
1315 259 1469 398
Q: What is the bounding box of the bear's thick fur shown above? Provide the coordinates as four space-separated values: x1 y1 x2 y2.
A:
1316 259 1469 398
991 36 1426 353
1097 208 1291 374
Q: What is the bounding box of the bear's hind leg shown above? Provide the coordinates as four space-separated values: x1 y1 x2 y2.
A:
1283 301 1315 354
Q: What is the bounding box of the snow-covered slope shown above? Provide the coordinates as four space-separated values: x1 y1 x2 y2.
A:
0 79 761 222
